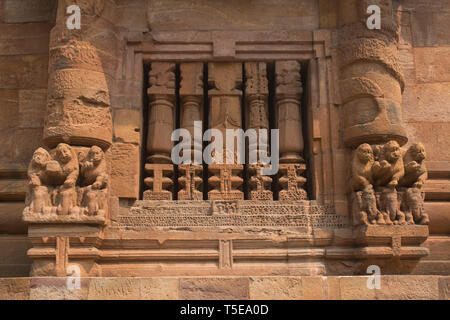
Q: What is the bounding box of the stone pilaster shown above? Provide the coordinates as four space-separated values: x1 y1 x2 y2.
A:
144 62 176 200
207 63 243 200
275 60 307 200
178 63 203 200
43 0 114 150
338 0 407 148
244 62 272 200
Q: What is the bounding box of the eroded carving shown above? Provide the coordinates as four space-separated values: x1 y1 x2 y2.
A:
373 141 405 188
399 143 427 189
278 164 307 200
24 144 107 223
350 141 429 226
27 148 52 214
143 164 174 200
178 164 202 200
207 63 243 200
78 146 108 216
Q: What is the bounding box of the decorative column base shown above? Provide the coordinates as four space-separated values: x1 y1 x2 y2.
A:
352 224 429 274
143 164 174 200
27 224 103 277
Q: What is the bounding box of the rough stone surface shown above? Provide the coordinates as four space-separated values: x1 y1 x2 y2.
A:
179 278 250 300
148 0 319 31
0 276 447 300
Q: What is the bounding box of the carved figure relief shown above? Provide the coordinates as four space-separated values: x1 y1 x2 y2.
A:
78 146 108 216
349 143 376 192
27 148 52 214
373 140 405 188
48 143 79 216
350 141 429 226
24 144 108 219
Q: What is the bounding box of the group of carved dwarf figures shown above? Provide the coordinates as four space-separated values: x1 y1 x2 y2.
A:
25 143 108 217
350 141 429 226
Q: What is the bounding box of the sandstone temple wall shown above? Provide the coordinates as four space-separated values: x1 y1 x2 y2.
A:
0 0 448 280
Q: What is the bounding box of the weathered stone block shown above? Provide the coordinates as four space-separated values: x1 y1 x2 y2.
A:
148 0 319 31
0 89 19 129
87 278 140 300
179 278 249 300
110 143 140 198
405 122 450 161
1 0 56 23
439 277 450 300
140 278 179 299
0 202 27 234
0 55 48 89
113 109 141 144
30 277 89 300
0 278 30 300
414 47 450 83
18 89 47 128
249 276 325 300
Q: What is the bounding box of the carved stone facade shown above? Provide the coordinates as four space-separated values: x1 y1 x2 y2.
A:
23 144 108 224
350 141 429 227
0 0 449 299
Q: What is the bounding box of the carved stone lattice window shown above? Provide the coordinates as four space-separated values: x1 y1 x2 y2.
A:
142 61 309 201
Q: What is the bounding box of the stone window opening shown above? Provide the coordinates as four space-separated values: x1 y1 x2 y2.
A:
141 60 311 201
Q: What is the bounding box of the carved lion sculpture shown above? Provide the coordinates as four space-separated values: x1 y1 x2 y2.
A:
373 140 405 189
79 146 108 216
350 143 377 192
399 143 427 189
27 148 52 213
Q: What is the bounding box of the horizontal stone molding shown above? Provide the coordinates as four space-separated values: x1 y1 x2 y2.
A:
0 276 447 300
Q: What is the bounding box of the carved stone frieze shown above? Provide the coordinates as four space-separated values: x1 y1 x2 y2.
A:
23 144 108 224
117 200 344 228
350 141 429 227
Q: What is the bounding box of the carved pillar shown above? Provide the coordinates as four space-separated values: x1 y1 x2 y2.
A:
43 0 112 149
144 62 176 200
207 63 243 200
245 62 272 200
26 0 113 277
341 1 429 271
275 61 307 200
178 63 203 200
338 0 407 148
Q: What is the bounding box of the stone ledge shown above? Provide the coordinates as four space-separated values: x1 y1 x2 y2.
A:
0 276 448 300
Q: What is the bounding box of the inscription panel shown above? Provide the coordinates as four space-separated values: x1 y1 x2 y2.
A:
116 201 348 228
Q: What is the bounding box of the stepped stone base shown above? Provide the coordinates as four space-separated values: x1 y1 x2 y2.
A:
0 276 448 300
